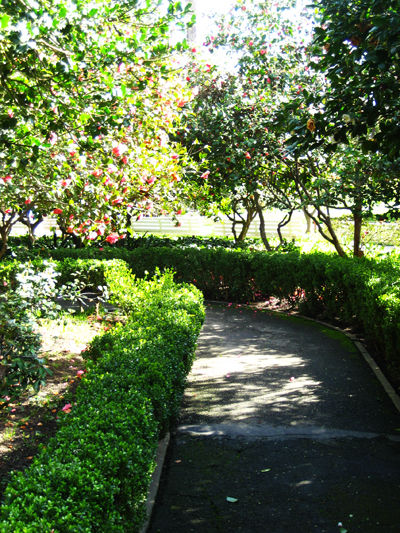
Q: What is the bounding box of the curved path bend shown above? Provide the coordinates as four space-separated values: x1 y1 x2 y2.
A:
148 303 400 533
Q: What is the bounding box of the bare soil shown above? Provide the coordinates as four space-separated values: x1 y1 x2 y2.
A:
0 312 111 503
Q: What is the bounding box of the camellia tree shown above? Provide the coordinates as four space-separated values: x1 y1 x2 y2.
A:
310 0 400 158
0 0 197 258
181 0 400 256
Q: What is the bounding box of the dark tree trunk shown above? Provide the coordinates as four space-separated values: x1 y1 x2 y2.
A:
353 204 363 257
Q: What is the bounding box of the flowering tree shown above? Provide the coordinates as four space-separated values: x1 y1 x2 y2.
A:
180 0 400 256
311 0 400 158
0 0 197 258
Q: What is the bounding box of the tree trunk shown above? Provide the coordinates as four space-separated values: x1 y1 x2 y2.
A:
353 204 363 257
0 227 7 261
254 192 272 251
303 207 316 233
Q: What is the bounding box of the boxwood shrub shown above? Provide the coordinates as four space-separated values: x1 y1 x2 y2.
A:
39 246 400 386
0 262 205 532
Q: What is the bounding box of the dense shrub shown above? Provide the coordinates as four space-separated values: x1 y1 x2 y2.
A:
0 264 205 532
33 246 400 385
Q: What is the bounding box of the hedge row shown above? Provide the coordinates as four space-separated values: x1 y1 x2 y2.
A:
40 246 400 386
1 246 399 382
0 261 205 532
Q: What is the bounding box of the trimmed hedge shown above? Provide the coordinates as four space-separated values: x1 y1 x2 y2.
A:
38 247 400 386
0 262 205 532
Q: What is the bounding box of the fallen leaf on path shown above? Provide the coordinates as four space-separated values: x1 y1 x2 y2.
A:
175 460 181 463
261 469 271 472
226 497 238 503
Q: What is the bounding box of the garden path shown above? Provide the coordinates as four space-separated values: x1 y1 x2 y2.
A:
148 303 400 533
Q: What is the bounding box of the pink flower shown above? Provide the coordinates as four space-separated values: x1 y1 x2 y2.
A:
146 176 155 184
191 47 196 53
69 214 74 220
249 41 253 46
53 208 63 215
7 110 14 118
2 175 12 183
245 152 251 159
201 170 210 179
25 198 32 205
106 233 119 244
137 214 142 221
87 231 97 240
92 169 103 177
77 370 84 377
112 197 123 205
267 78 271 83
62 404 72 412
107 164 118 173
122 155 128 164
4 209 11 214
260 49 266 55
69 151 77 157
171 154 179 160
176 209 182 215
112 144 127 157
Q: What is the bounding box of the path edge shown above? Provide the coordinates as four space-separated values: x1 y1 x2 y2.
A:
204 300 400 415
140 433 170 533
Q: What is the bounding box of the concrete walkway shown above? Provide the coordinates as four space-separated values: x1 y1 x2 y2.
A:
148 303 400 533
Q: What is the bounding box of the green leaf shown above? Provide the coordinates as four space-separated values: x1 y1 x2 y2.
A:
226 497 238 503
1 14 11 29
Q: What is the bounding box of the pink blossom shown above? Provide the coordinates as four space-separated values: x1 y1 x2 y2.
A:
191 47 196 53
122 155 128 164
4 209 11 214
2 175 12 183
106 233 119 244
201 170 210 179
112 144 128 157
25 198 32 205
62 404 72 412
107 164 118 173
176 209 182 215
112 197 123 205
7 110 14 118
77 370 84 377
171 154 179 160
92 169 103 177
88 231 97 240
146 177 155 184
53 208 63 215
137 214 142 221
260 49 266 55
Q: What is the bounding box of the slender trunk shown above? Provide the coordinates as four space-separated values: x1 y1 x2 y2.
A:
303 207 316 233
276 211 293 249
0 227 7 261
303 207 348 258
353 204 363 257
254 192 272 251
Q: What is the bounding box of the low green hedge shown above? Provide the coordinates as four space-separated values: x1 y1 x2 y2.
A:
40 247 400 386
0 263 205 532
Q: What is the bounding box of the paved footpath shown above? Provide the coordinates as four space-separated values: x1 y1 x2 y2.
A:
148 303 400 533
